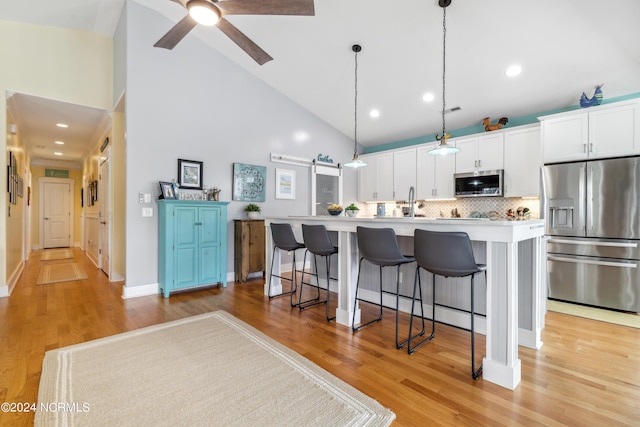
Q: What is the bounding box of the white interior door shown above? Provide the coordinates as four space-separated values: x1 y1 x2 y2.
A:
43 181 71 248
99 153 111 277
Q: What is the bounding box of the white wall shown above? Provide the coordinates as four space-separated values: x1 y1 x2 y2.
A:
122 2 358 291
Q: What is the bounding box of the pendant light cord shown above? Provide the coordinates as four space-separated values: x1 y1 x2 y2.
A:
441 5 447 140
354 48 359 155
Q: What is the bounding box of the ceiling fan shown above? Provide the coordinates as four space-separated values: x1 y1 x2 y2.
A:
154 0 315 65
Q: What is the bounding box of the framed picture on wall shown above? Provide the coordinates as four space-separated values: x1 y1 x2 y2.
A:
275 168 296 200
178 159 203 190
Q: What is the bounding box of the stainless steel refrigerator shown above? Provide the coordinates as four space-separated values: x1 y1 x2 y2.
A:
541 156 640 312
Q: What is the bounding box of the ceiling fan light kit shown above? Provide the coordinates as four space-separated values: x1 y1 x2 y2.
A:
187 0 220 26
428 0 460 156
344 44 367 169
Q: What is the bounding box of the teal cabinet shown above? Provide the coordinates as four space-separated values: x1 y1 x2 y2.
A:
158 200 229 297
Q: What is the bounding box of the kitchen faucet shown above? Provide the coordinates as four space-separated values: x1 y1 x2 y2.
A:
408 186 415 218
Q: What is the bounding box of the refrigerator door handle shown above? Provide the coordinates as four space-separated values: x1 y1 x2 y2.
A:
548 255 637 269
547 238 638 248
586 165 593 232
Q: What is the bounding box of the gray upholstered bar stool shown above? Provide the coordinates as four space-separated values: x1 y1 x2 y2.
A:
268 223 305 307
299 224 337 322
409 229 485 380
352 226 416 349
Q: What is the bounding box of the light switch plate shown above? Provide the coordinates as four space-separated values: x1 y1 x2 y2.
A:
143 193 151 203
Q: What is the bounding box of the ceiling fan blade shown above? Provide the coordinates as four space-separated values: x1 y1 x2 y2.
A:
217 18 273 65
154 15 198 50
217 0 315 16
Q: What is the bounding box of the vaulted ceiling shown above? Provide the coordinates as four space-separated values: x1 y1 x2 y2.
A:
3 0 640 164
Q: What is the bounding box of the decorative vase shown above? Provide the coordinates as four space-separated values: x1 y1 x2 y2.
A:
247 211 260 220
346 209 358 217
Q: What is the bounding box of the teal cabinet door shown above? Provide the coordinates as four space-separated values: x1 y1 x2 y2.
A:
175 207 199 288
199 207 222 284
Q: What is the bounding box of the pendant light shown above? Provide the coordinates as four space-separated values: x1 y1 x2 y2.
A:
344 44 367 168
428 0 460 156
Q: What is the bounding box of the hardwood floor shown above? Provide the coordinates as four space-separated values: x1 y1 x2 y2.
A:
1 248 639 426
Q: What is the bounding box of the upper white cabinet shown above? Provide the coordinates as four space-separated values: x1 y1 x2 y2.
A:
393 148 417 200
540 100 640 163
455 133 504 173
358 152 394 202
503 126 542 197
416 144 455 199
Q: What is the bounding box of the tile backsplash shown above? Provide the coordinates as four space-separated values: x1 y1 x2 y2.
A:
353 197 540 220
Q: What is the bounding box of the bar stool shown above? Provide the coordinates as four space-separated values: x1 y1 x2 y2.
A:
352 226 417 349
268 223 305 307
409 229 485 380
299 224 337 322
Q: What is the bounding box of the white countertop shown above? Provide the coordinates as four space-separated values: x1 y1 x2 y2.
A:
265 215 544 243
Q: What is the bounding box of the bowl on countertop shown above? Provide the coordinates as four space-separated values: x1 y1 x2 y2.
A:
327 209 343 216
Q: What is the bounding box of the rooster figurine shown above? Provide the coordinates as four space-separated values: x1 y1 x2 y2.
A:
435 132 451 141
580 84 604 108
483 117 508 132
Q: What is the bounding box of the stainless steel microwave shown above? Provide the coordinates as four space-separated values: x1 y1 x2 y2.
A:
454 170 503 197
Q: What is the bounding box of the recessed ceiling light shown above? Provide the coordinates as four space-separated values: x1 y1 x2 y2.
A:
54 152 63 156
54 140 65 145
422 92 435 102
369 109 380 118
56 123 68 128
505 65 522 77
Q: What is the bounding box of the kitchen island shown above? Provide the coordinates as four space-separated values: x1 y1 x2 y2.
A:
264 216 546 390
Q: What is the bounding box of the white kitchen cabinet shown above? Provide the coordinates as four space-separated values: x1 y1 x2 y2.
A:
393 148 417 201
540 100 640 163
357 152 394 202
455 133 504 173
503 126 542 197
416 144 455 199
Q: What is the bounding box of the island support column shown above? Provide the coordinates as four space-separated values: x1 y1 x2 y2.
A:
335 230 361 326
483 241 521 390
263 229 283 296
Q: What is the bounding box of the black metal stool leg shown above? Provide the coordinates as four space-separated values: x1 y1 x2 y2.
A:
269 246 298 300
295 250 309 308
325 255 335 322
408 267 435 354
353 259 383 331
299 253 326 310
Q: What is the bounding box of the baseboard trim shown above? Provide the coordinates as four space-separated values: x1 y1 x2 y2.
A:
122 283 158 299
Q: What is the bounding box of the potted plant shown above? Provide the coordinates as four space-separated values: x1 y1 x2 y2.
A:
244 203 261 219
345 203 360 217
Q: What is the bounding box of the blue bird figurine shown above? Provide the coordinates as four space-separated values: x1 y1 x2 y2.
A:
580 84 604 108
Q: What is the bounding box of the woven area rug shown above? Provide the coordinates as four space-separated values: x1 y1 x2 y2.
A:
548 299 640 329
36 263 88 285
36 311 395 427
40 249 74 261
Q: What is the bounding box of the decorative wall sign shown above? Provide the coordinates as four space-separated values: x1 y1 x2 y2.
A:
275 168 295 200
45 169 69 178
317 154 334 164
233 163 266 202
